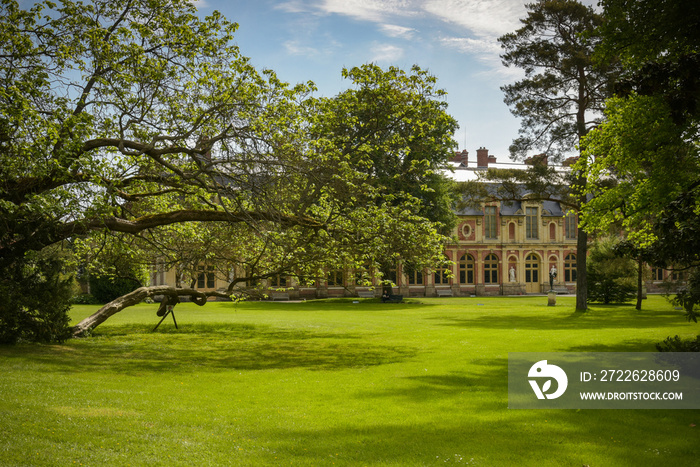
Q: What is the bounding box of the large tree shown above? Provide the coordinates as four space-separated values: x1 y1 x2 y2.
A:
488 0 614 311
314 65 458 235
0 0 456 338
580 0 700 320
580 0 700 241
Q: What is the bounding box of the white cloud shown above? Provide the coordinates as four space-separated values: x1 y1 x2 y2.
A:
370 43 405 63
284 40 321 57
296 0 537 73
422 0 526 39
284 38 343 59
319 0 418 22
190 0 210 9
380 24 416 39
440 36 499 55
313 0 526 38
275 1 314 14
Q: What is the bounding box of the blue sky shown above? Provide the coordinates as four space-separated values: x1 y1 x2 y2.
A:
195 0 541 159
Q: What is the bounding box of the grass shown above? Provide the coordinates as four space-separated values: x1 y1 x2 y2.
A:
1 295 698 466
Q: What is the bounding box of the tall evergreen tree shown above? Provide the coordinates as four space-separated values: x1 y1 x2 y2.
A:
495 0 615 311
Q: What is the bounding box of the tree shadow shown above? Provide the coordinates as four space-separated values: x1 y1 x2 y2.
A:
258 359 699 466
0 323 418 375
427 307 687 331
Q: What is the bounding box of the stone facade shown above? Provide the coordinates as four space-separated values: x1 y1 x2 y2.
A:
150 147 682 298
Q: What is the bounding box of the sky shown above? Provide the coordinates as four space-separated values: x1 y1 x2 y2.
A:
193 0 597 161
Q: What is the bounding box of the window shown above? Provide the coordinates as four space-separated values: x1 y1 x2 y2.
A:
564 254 577 282
327 269 344 286
651 268 664 281
484 254 499 284
525 253 539 283
526 207 538 239
406 268 424 285
434 261 450 285
270 274 287 288
459 254 475 284
484 206 497 239
197 265 215 289
565 211 578 239
460 223 472 239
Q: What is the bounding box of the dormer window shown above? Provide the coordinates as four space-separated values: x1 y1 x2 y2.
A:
526 207 538 239
484 206 497 239
565 211 578 239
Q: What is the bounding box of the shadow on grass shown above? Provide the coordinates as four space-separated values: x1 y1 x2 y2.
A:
260 360 699 466
429 307 686 331
257 409 699 466
0 323 418 375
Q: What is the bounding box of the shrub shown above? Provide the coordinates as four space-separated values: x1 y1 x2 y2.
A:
587 237 638 304
70 293 101 305
656 334 700 352
0 250 73 344
90 276 142 303
669 268 700 322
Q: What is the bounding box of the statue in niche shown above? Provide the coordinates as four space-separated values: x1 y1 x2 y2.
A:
549 266 558 291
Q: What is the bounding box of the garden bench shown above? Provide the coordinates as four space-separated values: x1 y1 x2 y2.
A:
436 288 453 297
357 290 376 298
271 292 290 301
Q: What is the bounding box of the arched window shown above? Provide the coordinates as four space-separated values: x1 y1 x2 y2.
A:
564 254 576 282
484 254 499 284
525 253 540 284
327 269 344 286
459 254 475 284
434 257 450 285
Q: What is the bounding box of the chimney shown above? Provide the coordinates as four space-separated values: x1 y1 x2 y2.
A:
562 156 579 167
476 147 489 168
488 155 497 165
525 153 548 166
453 149 469 165
199 136 212 161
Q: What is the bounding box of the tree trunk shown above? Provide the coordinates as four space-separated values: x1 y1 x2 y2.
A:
576 227 588 311
71 285 228 338
636 258 644 310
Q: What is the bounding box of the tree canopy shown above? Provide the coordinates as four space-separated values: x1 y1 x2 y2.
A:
580 0 700 243
470 0 614 311
499 0 610 160
579 0 700 319
0 0 458 339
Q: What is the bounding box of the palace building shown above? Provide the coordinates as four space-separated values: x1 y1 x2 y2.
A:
150 147 676 298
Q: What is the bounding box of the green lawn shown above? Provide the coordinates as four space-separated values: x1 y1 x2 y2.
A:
1 296 698 466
